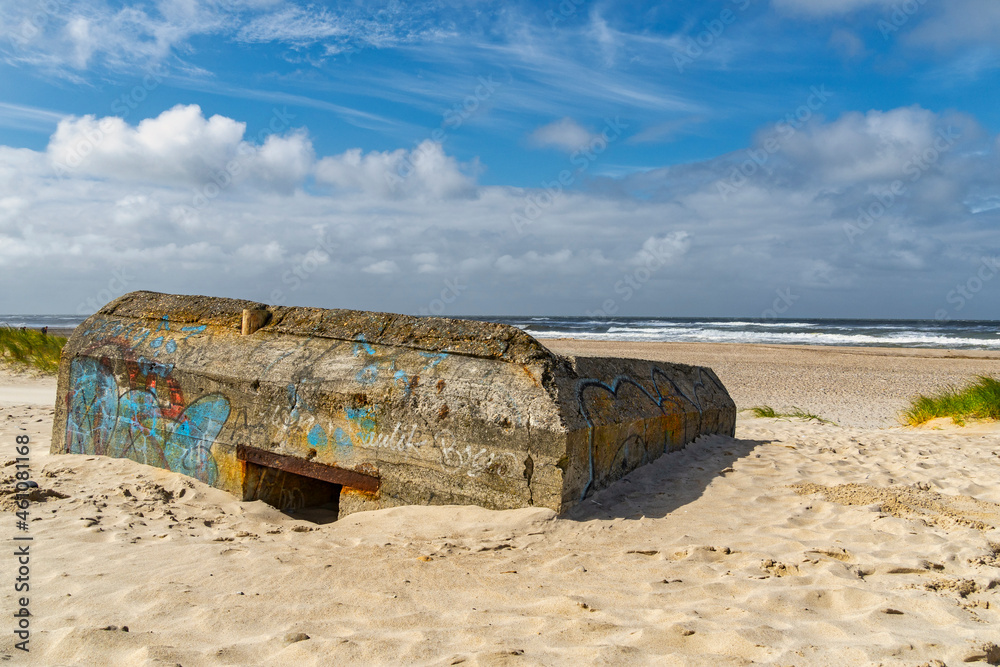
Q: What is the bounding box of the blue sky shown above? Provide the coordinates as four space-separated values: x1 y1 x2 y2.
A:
1 0 999 319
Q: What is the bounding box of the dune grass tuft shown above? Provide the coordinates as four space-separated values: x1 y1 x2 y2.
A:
749 405 835 424
903 375 1000 426
0 326 67 374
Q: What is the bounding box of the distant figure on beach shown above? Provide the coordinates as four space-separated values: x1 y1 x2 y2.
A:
19 326 25 332
41 326 48 335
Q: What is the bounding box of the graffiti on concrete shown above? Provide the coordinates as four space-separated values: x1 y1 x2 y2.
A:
364 421 428 453
64 353 230 486
439 434 520 478
576 366 726 499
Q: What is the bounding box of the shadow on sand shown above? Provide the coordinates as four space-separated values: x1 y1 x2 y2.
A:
565 434 772 522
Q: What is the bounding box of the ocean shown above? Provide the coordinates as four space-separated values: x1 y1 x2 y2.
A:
3 314 999 350
474 317 1000 350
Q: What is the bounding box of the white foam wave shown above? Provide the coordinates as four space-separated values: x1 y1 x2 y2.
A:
523 327 1000 349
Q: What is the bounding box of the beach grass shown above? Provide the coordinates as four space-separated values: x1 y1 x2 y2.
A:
0 326 67 374
903 375 1000 426
749 405 835 424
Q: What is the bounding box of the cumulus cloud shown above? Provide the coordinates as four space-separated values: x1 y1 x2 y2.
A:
48 105 245 182
529 118 596 152
46 104 313 192
1 104 999 319
494 249 574 274
627 232 691 267
774 106 964 185
363 260 400 275
314 140 476 200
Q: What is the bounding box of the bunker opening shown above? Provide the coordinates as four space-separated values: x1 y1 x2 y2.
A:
236 444 381 524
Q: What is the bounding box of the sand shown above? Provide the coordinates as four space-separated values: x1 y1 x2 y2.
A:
2 342 1000 665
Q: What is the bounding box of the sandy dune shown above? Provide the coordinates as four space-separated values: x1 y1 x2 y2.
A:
2 342 1000 665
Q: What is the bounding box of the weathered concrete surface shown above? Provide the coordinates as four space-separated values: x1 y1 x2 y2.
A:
52 291 736 516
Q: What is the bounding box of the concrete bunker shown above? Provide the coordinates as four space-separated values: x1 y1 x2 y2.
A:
52 291 737 518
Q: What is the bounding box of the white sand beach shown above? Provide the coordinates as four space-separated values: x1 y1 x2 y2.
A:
2 342 1000 665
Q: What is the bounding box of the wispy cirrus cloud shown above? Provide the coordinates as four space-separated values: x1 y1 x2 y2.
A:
0 101 67 133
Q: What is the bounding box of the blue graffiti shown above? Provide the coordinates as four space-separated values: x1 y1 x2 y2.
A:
393 369 412 395
356 364 379 385
164 396 229 484
575 367 724 500
65 358 118 456
180 325 207 340
345 406 376 441
64 357 230 486
352 334 376 357
308 423 328 449
130 329 152 348
418 352 448 368
333 427 352 449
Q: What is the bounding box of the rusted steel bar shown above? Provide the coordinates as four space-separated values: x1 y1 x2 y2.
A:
236 444 380 493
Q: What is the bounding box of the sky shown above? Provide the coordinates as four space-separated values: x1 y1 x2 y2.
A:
1 0 999 319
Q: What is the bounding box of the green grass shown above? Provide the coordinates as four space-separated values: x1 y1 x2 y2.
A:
0 326 67 374
903 375 1000 426
748 405 835 424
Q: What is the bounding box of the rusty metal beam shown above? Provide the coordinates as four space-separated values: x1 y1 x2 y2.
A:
236 444 380 493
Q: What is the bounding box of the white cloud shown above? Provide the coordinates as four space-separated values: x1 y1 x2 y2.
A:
0 1 454 74
413 252 439 273
773 0 1000 55
235 242 285 264
1 0 229 73
529 118 596 152
0 102 67 133
315 140 476 200
363 260 399 275
905 0 1000 51
236 6 349 45
65 17 95 69
494 249 574 274
46 104 312 192
628 232 691 267
768 106 967 185
0 104 998 319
